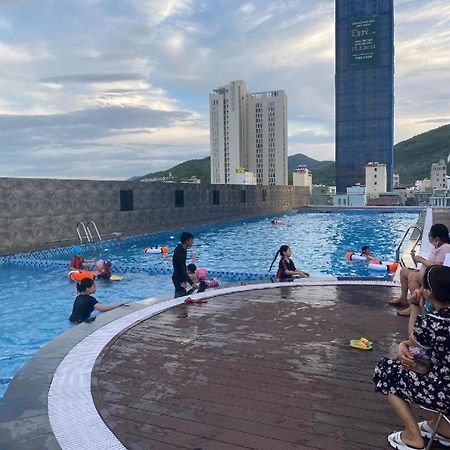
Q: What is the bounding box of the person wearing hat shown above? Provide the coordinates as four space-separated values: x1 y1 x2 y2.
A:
69 246 95 271
69 278 128 324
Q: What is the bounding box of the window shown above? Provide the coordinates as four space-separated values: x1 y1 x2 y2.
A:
175 190 184 207
374 181 377 185
262 189 267 202
240 189 246 203
213 190 220 205
120 190 133 211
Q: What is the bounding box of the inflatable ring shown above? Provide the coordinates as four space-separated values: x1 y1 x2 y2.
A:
205 278 220 288
345 251 368 262
144 246 169 254
271 220 284 225
69 270 96 281
368 261 399 272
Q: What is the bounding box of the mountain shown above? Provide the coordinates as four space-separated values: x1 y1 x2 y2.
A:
134 153 336 185
133 123 450 187
135 157 211 183
394 124 450 186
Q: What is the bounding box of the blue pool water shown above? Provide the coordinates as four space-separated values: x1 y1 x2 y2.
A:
0 210 418 397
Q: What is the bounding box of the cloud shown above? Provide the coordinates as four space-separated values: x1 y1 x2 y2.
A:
0 0 449 179
39 73 146 84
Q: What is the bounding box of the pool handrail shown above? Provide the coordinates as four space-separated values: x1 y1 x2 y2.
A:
396 225 423 268
75 222 91 243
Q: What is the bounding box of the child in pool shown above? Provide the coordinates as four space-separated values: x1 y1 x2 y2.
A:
195 268 219 293
360 246 374 260
96 259 112 280
268 245 309 281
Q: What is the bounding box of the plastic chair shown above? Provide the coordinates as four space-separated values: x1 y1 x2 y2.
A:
420 406 450 450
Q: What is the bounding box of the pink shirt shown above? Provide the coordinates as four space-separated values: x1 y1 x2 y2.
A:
421 243 450 271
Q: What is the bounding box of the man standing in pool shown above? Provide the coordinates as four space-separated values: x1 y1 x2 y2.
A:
172 232 199 298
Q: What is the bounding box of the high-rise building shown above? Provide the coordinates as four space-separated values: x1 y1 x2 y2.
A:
335 0 394 193
292 165 312 193
365 161 387 195
431 159 447 189
209 80 288 186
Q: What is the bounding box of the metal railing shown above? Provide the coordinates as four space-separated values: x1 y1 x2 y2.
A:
86 221 102 242
396 225 423 268
75 222 90 243
75 221 102 243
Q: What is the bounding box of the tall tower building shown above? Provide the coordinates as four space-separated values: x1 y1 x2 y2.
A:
209 81 287 186
335 0 394 193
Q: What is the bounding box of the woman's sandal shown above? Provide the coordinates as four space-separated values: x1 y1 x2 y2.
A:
349 337 373 350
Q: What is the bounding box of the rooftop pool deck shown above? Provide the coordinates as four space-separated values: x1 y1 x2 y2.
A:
1 280 446 450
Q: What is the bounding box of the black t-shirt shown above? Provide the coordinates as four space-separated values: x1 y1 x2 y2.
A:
278 258 296 280
69 294 98 323
172 244 192 287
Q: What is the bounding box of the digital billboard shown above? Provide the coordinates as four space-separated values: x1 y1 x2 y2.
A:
348 15 378 67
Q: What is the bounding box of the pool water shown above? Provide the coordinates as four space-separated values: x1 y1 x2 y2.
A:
0 210 418 397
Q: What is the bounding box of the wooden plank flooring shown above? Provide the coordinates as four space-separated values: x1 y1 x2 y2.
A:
91 285 446 450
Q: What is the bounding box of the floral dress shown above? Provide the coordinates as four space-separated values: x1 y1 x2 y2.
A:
373 308 450 412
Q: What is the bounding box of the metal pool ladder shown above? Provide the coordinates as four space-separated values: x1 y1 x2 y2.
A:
75 221 102 243
396 225 423 268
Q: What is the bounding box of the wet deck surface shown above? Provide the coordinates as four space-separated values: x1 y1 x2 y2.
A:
92 285 445 450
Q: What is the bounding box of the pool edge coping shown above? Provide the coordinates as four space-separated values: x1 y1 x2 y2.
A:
47 279 397 450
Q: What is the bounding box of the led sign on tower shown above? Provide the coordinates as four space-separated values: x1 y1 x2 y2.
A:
349 15 378 66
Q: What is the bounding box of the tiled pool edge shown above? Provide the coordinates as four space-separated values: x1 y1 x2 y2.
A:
0 294 172 450
0 279 399 450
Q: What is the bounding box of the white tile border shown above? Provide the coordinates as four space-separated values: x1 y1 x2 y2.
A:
48 279 398 450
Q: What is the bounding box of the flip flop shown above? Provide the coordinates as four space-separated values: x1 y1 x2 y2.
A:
184 297 194 304
388 431 425 450
349 337 373 350
194 298 208 304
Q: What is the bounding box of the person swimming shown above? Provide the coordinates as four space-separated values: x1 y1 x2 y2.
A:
360 246 373 260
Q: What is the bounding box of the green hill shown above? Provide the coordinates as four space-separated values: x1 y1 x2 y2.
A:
134 153 336 185
394 124 450 186
133 123 450 187
136 157 211 183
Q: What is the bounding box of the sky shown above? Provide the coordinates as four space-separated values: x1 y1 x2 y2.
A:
0 0 449 179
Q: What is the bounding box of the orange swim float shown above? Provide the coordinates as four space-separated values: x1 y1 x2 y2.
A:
69 270 96 281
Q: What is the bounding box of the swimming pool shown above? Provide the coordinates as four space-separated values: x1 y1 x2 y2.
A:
0 209 418 397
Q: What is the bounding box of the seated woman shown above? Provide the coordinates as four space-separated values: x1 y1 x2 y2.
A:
69 278 128 324
390 223 450 316
373 265 450 450
268 245 309 281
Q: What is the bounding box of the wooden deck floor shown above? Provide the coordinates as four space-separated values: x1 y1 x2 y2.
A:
91 285 446 450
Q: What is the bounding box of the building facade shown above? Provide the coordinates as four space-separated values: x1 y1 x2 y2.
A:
333 184 367 207
365 161 387 195
209 81 288 186
431 159 447 190
335 0 394 193
292 165 312 193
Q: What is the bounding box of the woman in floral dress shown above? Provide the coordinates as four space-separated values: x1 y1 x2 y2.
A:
373 265 450 450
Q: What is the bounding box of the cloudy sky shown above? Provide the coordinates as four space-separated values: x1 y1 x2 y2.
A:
0 0 449 179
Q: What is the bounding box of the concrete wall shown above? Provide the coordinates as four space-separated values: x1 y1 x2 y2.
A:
0 178 310 254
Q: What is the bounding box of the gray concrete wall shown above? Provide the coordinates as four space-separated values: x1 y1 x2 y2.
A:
0 178 310 254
